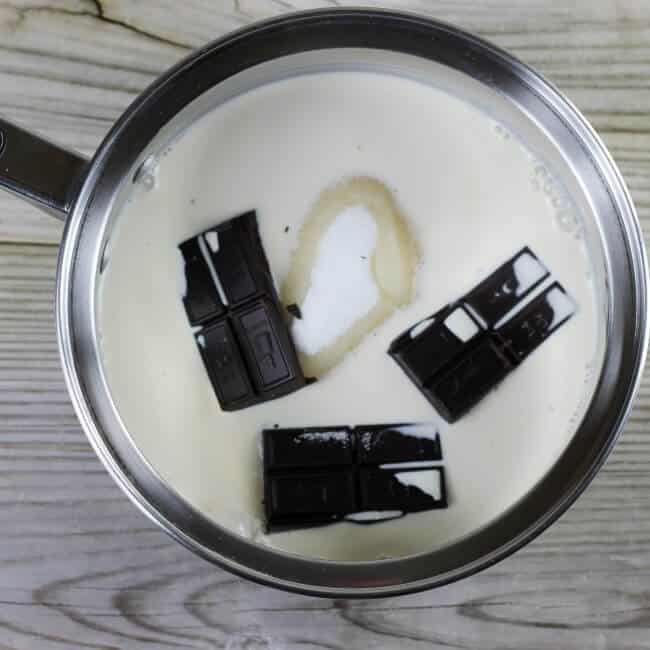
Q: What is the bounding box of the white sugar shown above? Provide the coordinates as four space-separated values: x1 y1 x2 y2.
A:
513 251 547 296
547 286 576 328
394 469 442 501
291 205 379 355
444 308 479 342
345 510 403 522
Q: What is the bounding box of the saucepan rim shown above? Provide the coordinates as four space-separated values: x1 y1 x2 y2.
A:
55 8 648 597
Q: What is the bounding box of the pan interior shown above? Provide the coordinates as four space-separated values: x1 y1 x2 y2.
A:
93 48 608 563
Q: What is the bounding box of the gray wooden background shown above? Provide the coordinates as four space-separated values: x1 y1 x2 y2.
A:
1 1 649 648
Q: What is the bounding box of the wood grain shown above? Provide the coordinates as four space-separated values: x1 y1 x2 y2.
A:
0 1 649 648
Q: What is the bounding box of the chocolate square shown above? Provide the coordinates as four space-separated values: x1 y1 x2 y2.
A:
359 467 447 512
423 334 513 422
498 283 575 363
465 247 549 326
389 304 481 386
196 320 254 409
263 427 354 470
265 469 357 531
232 299 292 390
179 238 226 325
356 423 442 465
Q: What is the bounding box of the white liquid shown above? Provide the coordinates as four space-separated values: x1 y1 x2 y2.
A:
98 70 603 561
547 286 577 328
394 469 443 500
513 252 547 297
444 308 480 342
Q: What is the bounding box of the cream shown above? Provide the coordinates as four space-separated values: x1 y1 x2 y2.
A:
98 69 604 561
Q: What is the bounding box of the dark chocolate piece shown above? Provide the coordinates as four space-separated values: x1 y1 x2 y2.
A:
359 467 447 512
499 283 575 363
424 334 512 422
232 299 292 390
179 238 225 325
263 427 353 470
388 304 481 386
180 211 276 318
388 247 574 423
286 303 302 319
196 320 254 409
465 247 549 326
356 423 442 465
263 424 447 532
265 469 357 531
203 212 276 305
179 212 310 411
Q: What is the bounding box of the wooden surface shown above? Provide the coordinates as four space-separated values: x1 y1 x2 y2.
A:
1 1 649 648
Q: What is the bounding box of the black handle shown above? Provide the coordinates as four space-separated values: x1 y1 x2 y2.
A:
0 118 89 221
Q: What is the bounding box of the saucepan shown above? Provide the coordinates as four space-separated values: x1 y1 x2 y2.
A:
0 9 646 597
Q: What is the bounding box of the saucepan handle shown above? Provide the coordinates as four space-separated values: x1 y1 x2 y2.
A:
0 118 89 221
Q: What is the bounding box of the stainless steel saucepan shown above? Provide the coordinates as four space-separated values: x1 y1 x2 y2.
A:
0 9 646 597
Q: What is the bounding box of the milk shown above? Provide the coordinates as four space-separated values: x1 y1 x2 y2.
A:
98 70 604 561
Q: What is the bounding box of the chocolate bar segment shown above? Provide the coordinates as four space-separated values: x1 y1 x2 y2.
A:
199 298 307 409
424 334 512 422
499 283 575 363
179 239 225 325
357 423 442 465
359 467 447 512
265 469 357 531
389 305 481 386
180 211 276 319
263 427 353 470
465 247 548 326
196 320 254 408
201 211 277 306
180 211 310 411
